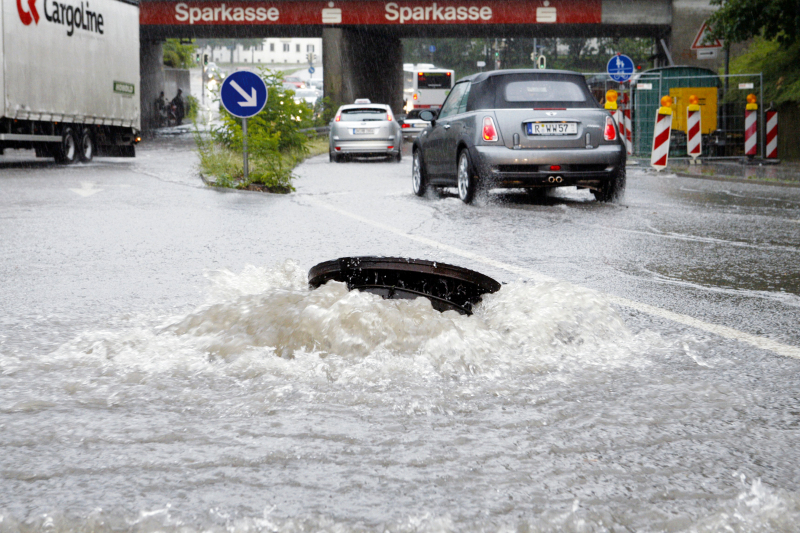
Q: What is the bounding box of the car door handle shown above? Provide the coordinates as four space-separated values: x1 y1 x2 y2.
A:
443 124 451 130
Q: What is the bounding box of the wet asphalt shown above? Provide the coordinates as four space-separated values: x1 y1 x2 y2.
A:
1 135 798 356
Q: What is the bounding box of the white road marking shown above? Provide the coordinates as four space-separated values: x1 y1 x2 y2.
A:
70 182 102 197
308 198 800 360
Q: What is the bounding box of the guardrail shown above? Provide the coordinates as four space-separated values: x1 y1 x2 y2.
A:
300 126 330 137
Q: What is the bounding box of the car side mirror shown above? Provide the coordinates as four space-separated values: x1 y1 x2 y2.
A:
419 110 436 126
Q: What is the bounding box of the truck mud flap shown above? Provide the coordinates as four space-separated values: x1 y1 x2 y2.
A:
308 256 501 315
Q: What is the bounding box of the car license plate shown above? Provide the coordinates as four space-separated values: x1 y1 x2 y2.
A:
353 128 374 134
526 122 577 135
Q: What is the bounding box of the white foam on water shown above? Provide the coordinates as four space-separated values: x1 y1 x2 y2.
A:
48 260 646 380
3 477 798 533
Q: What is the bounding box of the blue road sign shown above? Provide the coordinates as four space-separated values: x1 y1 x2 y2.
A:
308 66 315 74
220 71 268 118
429 45 436 53
607 54 634 83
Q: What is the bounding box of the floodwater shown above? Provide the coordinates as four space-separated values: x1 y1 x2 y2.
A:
2 141 800 532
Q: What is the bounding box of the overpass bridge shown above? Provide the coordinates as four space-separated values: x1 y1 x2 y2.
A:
139 0 721 129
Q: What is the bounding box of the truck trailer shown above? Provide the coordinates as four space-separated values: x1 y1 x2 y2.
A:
0 0 140 163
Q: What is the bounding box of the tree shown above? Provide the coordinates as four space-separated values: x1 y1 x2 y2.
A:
707 0 800 46
163 39 196 69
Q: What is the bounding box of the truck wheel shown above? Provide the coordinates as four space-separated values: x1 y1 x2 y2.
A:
55 128 78 164
78 130 94 163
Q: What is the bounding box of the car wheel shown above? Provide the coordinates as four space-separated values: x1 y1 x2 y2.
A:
593 165 626 202
412 149 428 196
457 149 478 204
395 150 402 162
331 151 342 163
55 128 78 164
78 129 94 163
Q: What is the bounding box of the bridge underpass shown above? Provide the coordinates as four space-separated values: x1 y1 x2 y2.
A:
139 0 721 131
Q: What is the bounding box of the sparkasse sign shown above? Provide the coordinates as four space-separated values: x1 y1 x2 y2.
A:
140 0 602 26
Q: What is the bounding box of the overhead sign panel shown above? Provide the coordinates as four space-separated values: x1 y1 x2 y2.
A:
141 0 602 26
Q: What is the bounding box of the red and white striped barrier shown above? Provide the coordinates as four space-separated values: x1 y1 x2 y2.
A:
650 96 673 170
744 94 758 157
766 109 778 159
686 94 701 160
623 108 633 155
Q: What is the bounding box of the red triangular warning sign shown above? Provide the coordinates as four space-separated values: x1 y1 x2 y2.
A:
691 21 723 49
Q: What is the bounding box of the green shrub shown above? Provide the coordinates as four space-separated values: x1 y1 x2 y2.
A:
196 69 317 193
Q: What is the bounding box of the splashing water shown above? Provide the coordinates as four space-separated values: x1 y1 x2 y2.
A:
3 261 799 532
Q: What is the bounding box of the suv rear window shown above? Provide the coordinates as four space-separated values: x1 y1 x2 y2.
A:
339 108 387 121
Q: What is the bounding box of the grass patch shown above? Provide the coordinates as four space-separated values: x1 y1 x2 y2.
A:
196 133 330 193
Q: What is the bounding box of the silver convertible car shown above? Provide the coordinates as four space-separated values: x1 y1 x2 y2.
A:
329 102 403 162
411 70 626 203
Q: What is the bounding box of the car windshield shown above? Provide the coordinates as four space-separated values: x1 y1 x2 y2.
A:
339 108 387 121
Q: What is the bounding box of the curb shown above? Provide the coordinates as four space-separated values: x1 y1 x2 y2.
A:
671 172 800 188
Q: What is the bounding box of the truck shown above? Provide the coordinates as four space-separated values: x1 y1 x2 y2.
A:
0 0 140 163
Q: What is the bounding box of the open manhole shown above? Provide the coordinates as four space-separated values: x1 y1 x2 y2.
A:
308 257 501 315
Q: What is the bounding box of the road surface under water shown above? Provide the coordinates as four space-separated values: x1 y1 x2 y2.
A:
1 140 799 532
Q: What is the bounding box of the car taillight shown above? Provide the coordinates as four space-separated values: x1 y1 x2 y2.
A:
604 116 617 141
335 114 341 122
482 116 498 142
402 123 410 128
413 93 418 100
387 113 393 121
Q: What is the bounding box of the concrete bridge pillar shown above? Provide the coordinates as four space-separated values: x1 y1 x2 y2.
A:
323 28 403 114
140 40 165 133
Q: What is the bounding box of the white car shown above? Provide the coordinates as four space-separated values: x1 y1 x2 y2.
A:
293 88 320 107
400 108 434 140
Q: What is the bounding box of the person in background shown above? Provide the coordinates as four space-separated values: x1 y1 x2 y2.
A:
171 89 185 125
155 91 167 126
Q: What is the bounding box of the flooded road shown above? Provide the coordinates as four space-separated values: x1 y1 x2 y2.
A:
1 139 799 531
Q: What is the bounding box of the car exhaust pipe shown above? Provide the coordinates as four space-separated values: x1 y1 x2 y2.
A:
548 176 555 183
555 176 563 183
548 176 564 184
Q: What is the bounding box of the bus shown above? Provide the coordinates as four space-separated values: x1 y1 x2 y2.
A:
403 64 455 113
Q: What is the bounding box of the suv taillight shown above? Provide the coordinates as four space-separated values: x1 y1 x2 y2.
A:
483 116 498 142
604 116 617 141
335 113 341 122
387 113 393 121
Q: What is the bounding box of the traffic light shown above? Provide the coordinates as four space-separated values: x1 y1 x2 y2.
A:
203 54 208 65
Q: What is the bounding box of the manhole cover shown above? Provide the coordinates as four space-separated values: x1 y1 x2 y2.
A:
308 257 501 315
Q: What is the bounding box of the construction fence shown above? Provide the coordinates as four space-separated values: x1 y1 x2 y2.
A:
584 67 769 160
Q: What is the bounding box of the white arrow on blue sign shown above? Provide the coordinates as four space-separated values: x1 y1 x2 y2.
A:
607 54 635 83
308 66 315 74
220 71 268 118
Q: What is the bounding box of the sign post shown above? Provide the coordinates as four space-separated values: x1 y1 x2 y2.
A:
220 71 269 182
